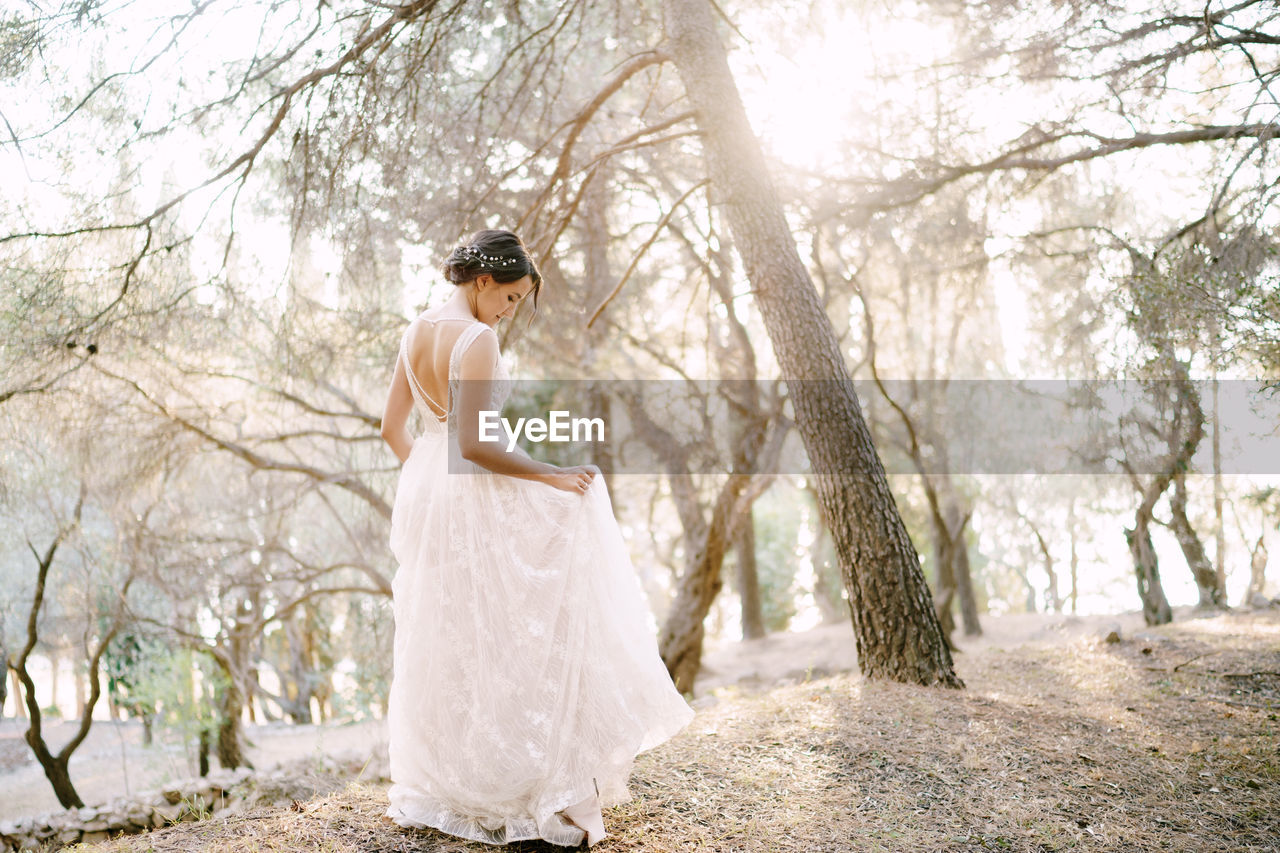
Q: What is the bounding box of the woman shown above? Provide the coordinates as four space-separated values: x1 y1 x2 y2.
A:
379 229 694 847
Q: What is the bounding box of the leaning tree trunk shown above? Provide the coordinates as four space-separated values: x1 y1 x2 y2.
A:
1126 508 1173 625
1028 522 1062 613
658 474 752 692
1169 473 1228 609
661 0 961 687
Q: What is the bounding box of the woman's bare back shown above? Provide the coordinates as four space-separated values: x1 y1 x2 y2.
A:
403 312 484 420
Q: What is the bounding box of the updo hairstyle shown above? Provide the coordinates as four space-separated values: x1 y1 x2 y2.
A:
441 229 542 311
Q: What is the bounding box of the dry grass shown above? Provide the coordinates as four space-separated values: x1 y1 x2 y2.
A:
69 609 1279 852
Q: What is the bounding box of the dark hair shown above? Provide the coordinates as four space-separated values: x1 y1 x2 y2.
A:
441 229 542 311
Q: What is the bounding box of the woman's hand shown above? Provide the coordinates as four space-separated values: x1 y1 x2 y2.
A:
546 465 599 494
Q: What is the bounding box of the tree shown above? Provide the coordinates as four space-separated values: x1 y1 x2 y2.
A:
7 486 135 809
658 0 962 686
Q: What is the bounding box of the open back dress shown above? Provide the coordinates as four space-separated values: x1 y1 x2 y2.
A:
385 314 695 846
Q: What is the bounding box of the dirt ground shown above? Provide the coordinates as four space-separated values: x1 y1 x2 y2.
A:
74 605 1279 852
0 606 1259 827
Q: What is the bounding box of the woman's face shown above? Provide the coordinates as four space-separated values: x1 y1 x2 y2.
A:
475 273 535 327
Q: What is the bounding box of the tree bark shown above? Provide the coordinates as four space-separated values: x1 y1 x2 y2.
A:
660 0 961 688
1244 535 1268 606
734 511 766 640
1028 521 1061 613
1068 497 1079 614
1126 513 1172 626
947 501 982 636
216 678 247 770
930 523 957 644
1169 473 1228 609
657 474 751 692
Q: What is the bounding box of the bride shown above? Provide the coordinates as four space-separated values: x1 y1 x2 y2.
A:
378 229 695 847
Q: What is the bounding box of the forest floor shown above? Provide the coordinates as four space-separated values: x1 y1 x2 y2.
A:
41 606 1279 852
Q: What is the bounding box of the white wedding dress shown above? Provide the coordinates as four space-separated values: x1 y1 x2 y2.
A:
385 315 695 846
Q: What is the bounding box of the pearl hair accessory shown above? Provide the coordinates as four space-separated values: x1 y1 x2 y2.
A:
463 245 516 266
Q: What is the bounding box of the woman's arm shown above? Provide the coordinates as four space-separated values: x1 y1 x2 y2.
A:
456 328 596 493
380 347 415 464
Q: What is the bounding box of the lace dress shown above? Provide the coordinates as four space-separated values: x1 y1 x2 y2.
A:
385 316 695 846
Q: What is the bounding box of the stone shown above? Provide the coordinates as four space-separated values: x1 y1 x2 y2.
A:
1103 624 1122 644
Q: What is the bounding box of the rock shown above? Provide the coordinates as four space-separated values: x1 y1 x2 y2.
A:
1102 624 1122 644
1248 593 1272 609
152 803 185 826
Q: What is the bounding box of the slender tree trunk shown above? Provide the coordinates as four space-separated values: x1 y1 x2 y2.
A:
9 668 25 720
1126 510 1173 625
947 502 981 636
49 647 60 716
931 524 957 643
660 0 961 688
1169 473 1228 609
1244 536 1268 605
953 527 981 635
735 511 766 640
0 639 8 717
1068 497 1079 614
75 660 87 721
13 494 127 810
1211 344 1227 596
658 475 751 692
1028 522 1061 613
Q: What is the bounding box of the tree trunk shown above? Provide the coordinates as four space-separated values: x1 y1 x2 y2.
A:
931 524 957 644
49 647 60 716
198 727 211 778
216 677 247 770
1244 535 1268 606
952 526 981 635
1028 522 1061 613
13 499 126 810
8 667 23 720
734 510 766 640
660 0 961 688
75 660 87 721
1126 509 1173 625
1169 473 1228 609
1068 497 1079 614
657 475 750 692
947 502 982 636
